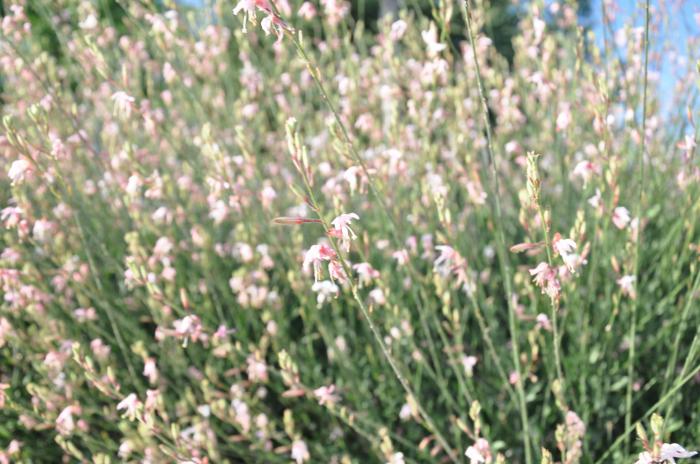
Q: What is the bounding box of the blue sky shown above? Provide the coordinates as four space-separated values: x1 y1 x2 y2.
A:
176 0 698 113
587 0 699 115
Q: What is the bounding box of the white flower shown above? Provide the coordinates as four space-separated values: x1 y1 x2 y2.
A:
387 452 405 464
399 403 413 421
461 355 478 376
465 446 485 463
313 384 339 407
291 439 309 464
617 275 636 299
116 393 141 421
8 159 31 184
588 188 602 209
466 439 491 464
421 23 446 56
111 91 135 120
660 443 698 463
79 14 98 30
390 20 407 41
330 213 359 252
311 280 339 306
56 406 77 435
553 237 580 272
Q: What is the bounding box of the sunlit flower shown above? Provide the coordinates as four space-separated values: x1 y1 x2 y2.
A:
111 91 135 120
390 20 407 41
465 438 491 463
7 159 31 185
421 23 446 56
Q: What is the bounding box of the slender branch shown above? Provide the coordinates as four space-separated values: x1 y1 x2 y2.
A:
625 0 650 452
460 2 533 463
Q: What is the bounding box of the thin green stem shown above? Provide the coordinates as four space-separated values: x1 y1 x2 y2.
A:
625 0 650 452
595 360 700 464
460 2 533 463
535 200 566 399
294 148 458 464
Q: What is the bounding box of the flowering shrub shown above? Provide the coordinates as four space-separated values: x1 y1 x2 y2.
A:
0 0 699 463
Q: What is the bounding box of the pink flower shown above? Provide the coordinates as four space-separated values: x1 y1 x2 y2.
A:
233 0 291 36
556 104 572 131
246 354 269 383
328 260 347 283
352 262 380 286
572 160 600 184
0 384 8 408
465 438 491 463
56 405 78 435
536 313 551 331
303 244 337 282
529 262 561 300
330 213 359 252
369 287 386 305
297 2 317 20
434 245 459 276
313 384 339 406
153 237 174 257
612 206 631 229
143 358 158 384
677 134 696 160
509 371 520 385
392 249 410 266
7 159 31 185
172 315 203 343
565 411 585 436
0 319 10 350
291 439 309 463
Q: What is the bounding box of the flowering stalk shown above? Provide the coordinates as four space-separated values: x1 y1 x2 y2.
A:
288 124 458 463
461 2 533 463
526 152 566 402
283 13 467 445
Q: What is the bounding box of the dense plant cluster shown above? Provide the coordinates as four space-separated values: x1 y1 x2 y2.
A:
0 0 699 462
